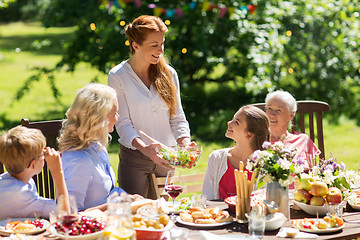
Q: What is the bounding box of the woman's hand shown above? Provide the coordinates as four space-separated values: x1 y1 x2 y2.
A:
142 143 172 169
177 136 196 147
132 137 171 169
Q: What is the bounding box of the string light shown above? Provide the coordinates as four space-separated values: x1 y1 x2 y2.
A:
288 68 294 74
99 46 103 50
125 40 130 46
164 20 171 25
90 23 96 31
181 48 187 54
96 39 101 44
120 21 126 26
286 30 292 36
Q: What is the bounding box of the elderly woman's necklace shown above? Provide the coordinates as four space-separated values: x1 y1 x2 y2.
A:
271 131 290 142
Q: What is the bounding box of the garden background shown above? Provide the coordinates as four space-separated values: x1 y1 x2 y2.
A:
1 0 360 191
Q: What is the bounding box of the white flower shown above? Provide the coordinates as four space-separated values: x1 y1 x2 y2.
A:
294 164 304 174
278 158 291 170
311 166 321 176
273 141 284 149
246 162 253 171
323 169 335 185
345 170 360 188
262 141 271 149
279 175 294 187
258 151 272 160
262 174 274 184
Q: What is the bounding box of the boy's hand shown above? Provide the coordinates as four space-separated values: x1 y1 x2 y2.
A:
44 147 62 173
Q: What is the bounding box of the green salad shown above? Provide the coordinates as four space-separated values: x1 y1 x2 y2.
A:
159 146 201 168
174 197 191 211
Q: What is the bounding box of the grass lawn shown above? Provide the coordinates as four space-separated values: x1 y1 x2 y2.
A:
1 21 360 196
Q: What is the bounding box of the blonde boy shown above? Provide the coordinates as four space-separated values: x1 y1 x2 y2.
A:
0 126 69 220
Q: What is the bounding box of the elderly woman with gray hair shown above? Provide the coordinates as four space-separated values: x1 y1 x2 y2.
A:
265 90 320 167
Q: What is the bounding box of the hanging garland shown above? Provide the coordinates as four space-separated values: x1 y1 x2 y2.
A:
106 0 257 19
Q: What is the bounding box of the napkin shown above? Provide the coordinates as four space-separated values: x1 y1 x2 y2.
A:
276 227 318 238
200 231 259 240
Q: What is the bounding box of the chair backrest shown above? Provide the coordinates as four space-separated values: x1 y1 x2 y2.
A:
150 173 205 200
252 100 330 160
21 118 63 199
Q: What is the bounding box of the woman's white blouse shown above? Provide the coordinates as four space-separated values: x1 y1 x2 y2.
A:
108 61 190 149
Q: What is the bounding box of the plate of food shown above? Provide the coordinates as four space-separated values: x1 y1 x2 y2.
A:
177 207 233 228
291 216 344 234
176 216 233 228
0 218 49 236
347 191 360 210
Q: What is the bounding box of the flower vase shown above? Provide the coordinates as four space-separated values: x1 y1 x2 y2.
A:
266 181 290 219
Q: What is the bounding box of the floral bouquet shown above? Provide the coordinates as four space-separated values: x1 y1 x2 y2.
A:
246 141 307 188
303 153 360 191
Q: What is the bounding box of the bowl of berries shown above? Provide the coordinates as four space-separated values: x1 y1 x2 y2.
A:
49 215 105 239
158 145 202 168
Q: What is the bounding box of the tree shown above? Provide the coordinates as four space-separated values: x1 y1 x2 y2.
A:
14 0 360 139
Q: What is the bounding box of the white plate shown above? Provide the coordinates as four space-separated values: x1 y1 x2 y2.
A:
48 225 104 240
349 202 360 210
292 219 344 233
0 218 49 236
176 216 233 228
348 191 360 210
293 200 328 216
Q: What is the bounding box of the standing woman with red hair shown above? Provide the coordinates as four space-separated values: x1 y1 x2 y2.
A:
108 15 193 198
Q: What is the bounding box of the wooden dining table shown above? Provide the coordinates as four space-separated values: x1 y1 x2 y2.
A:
175 200 360 240
4 200 360 239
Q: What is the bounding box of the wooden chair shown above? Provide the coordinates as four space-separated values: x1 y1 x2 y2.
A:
149 173 205 200
21 118 63 199
253 100 330 160
20 118 63 200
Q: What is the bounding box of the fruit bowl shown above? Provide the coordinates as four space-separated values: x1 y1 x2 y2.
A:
135 220 173 240
293 200 327 216
158 145 202 168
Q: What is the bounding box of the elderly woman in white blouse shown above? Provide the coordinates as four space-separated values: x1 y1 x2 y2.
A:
108 15 194 198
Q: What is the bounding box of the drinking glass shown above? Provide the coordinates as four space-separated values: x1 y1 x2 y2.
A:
248 213 265 238
56 195 78 239
191 194 207 209
165 168 183 220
